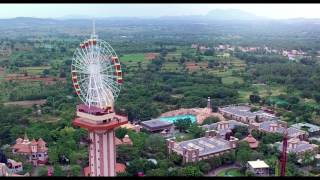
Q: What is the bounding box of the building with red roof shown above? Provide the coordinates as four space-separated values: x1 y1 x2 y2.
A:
11 134 48 166
243 134 259 149
115 135 133 146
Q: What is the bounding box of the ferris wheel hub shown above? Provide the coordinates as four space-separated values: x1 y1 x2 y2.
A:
88 64 100 74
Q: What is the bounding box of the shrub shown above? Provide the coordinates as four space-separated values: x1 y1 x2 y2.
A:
198 161 211 174
202 117 220 125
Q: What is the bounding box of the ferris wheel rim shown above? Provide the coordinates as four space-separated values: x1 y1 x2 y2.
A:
71 38 123 109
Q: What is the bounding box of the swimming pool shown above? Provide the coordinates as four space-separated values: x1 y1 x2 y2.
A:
159 114 197 124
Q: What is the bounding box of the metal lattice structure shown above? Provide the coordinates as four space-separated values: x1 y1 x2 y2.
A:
71 22 123 109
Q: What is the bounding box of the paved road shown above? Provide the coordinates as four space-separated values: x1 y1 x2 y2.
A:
30 166 39 176
206 164 241 176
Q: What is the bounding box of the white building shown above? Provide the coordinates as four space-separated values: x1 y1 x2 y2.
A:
247 159 269 176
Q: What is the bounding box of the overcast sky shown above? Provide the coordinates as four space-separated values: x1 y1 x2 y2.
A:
0 4 319 19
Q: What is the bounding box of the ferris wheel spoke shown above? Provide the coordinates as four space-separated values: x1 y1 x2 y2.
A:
87 45 95 64
97 74 114 106
86 77 93 105
100 77 115 103
85 48 93 65
102 78 117 94
74 52 88 66
78 83 89 105
98 43 112 57
74 55 88 69
78 76 90 84
82 46 93 64
100 65 114 73
100 41 117 57
92 77 103 107
100 47 114 61
73 59 88 72
93 45 98 57
72 63 88 74
102 88 114 106
102 82 118 101
80 81 89 100
103 79 120 94
102 74 118 80
77 48 90 66
76 49 90 66
100 89 112 106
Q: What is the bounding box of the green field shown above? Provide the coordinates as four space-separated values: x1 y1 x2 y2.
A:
19 66 51 75
222 76 244 85
162 62 182 72
238 84 286 102
209 69 232 77
120 53 145 62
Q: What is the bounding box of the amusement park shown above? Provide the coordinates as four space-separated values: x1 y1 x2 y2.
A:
1 3 320 177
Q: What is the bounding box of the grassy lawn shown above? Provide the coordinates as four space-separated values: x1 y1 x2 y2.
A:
162 62 182 72
238 84 286 102
238 89 251 102
230 57 246 66
253 84 286 97
120 53 145 62
217 168 243 177
209 69 232 77
222 76 244 85
174 132 193 142
19 66 51 75
166 53 181 60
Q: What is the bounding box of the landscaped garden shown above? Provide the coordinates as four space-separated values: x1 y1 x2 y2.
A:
217 168 243 177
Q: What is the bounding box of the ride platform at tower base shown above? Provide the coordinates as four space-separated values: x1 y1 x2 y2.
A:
72 104 128 176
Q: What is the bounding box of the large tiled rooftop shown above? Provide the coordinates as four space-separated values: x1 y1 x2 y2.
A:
174 136 232 156
220 105 275 119
259 121 306 137
201 120 247 130
277 139 318 154
291 123 320 133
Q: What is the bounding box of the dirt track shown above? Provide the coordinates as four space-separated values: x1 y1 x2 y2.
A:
3 99 47 107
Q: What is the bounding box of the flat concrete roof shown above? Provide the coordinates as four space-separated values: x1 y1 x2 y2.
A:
140 119 173 128
248 160 269 169
174 136 233 156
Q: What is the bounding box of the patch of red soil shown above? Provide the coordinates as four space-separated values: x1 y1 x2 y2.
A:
145 53 159 60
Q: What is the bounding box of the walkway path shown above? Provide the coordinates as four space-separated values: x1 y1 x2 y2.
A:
206 164 241 176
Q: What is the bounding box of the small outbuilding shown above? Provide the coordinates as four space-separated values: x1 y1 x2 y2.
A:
247 159 269 176
242 134 259 149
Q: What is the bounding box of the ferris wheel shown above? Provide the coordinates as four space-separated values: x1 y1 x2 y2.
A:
71 26 123 109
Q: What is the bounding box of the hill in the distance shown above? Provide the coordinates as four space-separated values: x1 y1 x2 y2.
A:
205 9 268 21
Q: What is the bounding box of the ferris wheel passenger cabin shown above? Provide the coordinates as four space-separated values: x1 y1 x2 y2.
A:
112 56 123 84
